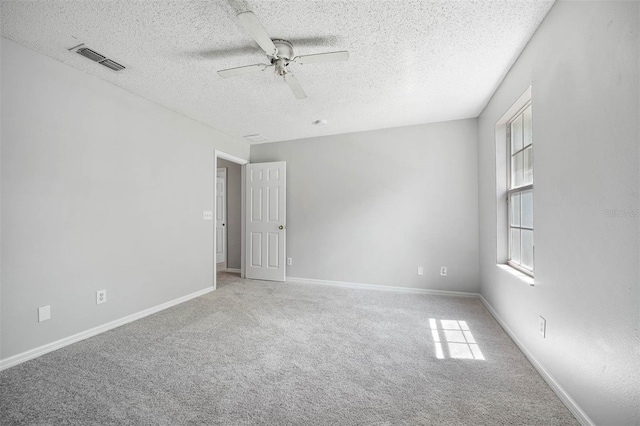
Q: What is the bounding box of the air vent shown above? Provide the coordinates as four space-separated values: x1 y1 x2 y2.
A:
243 134 269 143
77 47 106 62
74 46 126 72
100 59 125 71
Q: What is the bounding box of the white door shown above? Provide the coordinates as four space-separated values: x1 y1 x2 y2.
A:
245 161 286 281
216 168 227 264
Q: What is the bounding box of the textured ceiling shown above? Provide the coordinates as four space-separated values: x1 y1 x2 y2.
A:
1 0 554 144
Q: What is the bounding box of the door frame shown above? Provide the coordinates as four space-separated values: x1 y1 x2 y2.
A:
214 150 248 290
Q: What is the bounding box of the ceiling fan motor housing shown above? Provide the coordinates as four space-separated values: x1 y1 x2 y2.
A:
272 39 294 59
272 40 294 76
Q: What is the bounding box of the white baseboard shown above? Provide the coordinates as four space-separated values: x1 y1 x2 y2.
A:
0 286 214 372
286 276 479 298
478 296 594 426
225 268 241 274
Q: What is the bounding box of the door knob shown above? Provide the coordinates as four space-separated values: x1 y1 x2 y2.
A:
279 225 284 230
222 223 225 226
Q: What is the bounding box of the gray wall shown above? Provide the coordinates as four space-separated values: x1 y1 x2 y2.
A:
217 159 242 270
0 38 249 360
251 119 479 293
477 2 639 425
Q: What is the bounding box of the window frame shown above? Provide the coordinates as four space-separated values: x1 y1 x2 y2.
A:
506 101 534 276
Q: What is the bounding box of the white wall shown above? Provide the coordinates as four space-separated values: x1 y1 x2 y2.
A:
251 119 479 292
217 158 242 270
0 38 249 360
478 2 639 425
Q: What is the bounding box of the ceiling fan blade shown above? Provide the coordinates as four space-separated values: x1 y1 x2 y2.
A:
191 37 339 59
217 63 271 78
293 51 349 65
237 11 278 57
284 74 307 99
191 45 260 59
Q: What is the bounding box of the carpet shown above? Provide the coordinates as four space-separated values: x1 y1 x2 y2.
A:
0 273 578 425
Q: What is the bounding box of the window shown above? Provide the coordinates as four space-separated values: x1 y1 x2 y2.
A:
507 103 534 275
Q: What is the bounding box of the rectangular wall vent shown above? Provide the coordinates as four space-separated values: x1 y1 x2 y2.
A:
75 46 126 72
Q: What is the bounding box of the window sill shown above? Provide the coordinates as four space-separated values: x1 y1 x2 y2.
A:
497 264 535 286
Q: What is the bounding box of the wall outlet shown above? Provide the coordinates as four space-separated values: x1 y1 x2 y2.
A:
417 266 424 276
96 289 107 305
203 211 213 220
38 305 51 322
287 257 293 266
440 266 447 276
539 316 546 338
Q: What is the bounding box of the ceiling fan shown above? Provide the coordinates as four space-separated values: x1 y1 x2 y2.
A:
217 11 349 99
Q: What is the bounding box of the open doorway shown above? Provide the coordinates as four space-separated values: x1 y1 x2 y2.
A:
216 159 241 274
213 152 287 288
214 151 247 290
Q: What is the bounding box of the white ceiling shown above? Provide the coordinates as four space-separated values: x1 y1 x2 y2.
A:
1 0 554 144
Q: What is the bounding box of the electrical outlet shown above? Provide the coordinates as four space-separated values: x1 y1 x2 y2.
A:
203 211 213 220
539 316 546 338
440 266 447 276
417 266 424 276
287 257 293 266
96 289 107 305
38 305 51 322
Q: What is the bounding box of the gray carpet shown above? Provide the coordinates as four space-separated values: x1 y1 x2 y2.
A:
1 273 578 425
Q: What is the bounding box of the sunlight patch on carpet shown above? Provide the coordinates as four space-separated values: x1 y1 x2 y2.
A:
429 318 485 360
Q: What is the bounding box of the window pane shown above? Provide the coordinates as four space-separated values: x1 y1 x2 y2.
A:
510 228 521 264
521 190 533 228
511 151 524 188
511 114 523 153
521 230 534 270
523 105 532 147
524 146 533 185
510 193 521 227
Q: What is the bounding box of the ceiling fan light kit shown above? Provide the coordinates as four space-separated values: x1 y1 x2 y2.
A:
217 11 349 99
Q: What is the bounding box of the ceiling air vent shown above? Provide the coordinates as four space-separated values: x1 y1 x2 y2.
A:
74 46 126 72
77 47 106 62
243 134 269 143
100 59 125 71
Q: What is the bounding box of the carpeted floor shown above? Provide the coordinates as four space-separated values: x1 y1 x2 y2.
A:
1 273 578 425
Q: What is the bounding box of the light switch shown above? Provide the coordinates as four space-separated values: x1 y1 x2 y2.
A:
203 211 213 220
539 316 546 338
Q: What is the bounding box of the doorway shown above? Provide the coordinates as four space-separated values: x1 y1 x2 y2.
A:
216 167 227 267
214 151 247 289
213 152 287 288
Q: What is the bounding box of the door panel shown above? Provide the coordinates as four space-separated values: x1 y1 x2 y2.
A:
251 187 263 221
250 232 262 267
268 187 280 221
268 233 279 268
245 162 286 281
